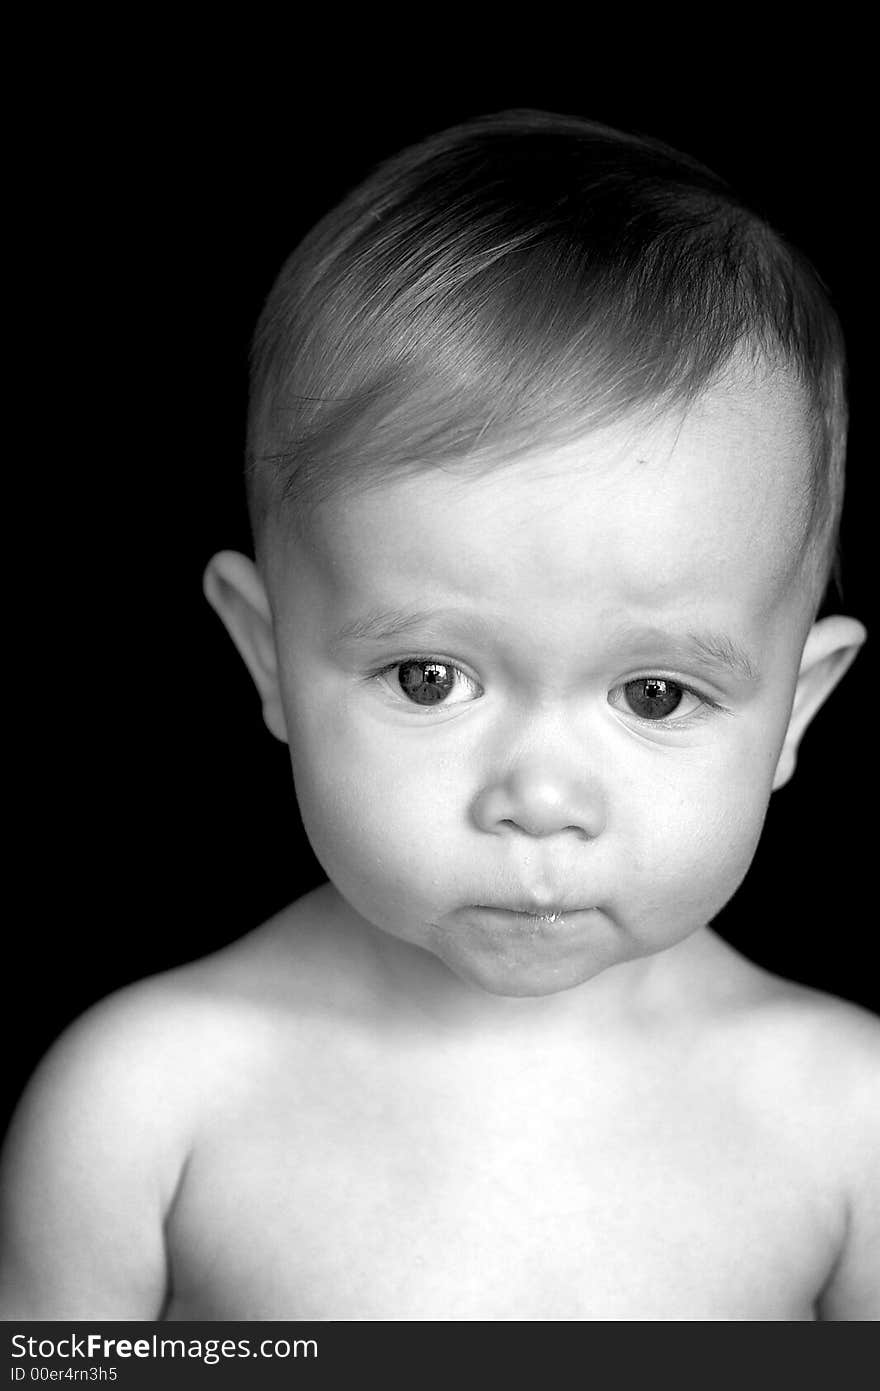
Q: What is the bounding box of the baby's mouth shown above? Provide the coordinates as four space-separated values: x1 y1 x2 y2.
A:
479 904 583 922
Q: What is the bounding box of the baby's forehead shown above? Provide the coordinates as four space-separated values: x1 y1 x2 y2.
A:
265 363 817 630
278 377 810 639
344 368 806 522
524 364 811 486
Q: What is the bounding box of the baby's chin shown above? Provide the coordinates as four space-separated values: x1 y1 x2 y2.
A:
411 903 630 1000
430 937 621 1000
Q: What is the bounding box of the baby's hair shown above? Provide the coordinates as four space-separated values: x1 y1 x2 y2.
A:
246 108 847 608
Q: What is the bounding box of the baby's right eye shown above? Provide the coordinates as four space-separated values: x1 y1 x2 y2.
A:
377 658 482 709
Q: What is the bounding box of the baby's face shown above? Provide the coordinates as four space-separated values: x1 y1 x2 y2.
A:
267 374 820 997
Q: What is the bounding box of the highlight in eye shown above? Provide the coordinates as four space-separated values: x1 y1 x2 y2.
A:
374 658 482 709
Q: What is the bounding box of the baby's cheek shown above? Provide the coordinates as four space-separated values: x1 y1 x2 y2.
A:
289 728 448 918
632 761 771 926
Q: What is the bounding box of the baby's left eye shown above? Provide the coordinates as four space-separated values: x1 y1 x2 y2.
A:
610 678 704 722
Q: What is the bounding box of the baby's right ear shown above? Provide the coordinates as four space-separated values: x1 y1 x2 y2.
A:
202 551 289 744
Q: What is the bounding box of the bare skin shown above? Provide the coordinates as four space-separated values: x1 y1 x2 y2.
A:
3 375 877 1319
4 883 875 1322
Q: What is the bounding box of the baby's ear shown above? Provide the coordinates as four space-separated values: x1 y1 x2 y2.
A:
772 615 866 790
202 550 289 744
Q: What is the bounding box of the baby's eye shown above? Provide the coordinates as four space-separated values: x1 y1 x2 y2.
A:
609 677 705 722
380 659 482 708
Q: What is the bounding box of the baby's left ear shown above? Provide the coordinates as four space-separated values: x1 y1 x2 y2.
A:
773 615 867 790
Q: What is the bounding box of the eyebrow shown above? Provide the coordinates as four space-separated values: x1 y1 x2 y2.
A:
332 608 759 684
616 625 759 684
331 606 494 646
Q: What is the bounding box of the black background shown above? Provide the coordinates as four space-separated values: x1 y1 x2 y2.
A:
7 71 875 1138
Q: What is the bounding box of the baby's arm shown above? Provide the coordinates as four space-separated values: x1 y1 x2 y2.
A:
815 1011 880 1321
0 985 189 1319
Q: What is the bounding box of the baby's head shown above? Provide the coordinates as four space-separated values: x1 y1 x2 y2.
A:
244 107 847 609
206 110 864 999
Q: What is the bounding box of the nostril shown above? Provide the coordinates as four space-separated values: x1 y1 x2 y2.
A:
496 818 593 841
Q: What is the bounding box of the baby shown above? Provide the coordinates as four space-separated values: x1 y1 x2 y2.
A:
2 109 877 1321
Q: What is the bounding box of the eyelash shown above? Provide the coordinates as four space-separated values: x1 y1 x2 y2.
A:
369 657 725 727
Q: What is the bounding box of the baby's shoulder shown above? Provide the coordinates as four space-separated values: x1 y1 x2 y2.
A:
3 957 252 1183
0 899 340 1321
2 895 338 1271
740 976 879 1095
718 968 880 1180
7 890 344 1162
700 939 877 1096
717 956 878 1090
0 963 233 1318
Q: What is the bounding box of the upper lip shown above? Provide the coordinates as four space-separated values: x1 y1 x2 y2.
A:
478 902 589 916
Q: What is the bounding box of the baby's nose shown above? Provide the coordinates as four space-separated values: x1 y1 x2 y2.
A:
470 756 606 840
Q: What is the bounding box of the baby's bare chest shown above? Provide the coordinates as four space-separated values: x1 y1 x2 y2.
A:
163 1061 831 1320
